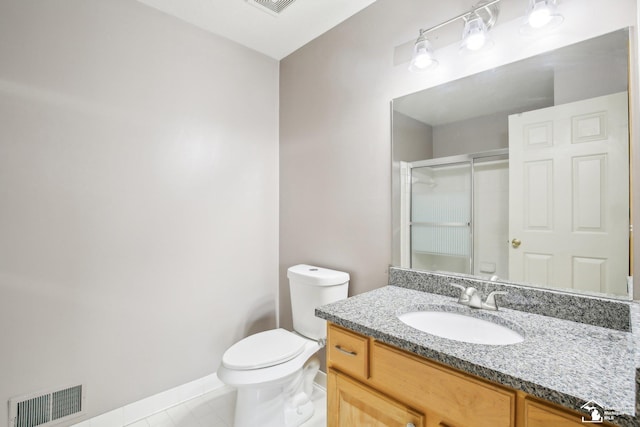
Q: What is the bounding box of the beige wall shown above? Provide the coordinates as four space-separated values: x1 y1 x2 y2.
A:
279 0 400 327
0 0 278 423
392 111 433 162
432 111 509 158
279 0 639 332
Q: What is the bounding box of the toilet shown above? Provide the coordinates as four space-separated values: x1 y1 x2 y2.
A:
217 264 349 427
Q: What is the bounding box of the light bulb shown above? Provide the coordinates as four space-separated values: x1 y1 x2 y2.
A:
413 52 435 69
528 3 552 28
521 0 564 34
465 32 487 51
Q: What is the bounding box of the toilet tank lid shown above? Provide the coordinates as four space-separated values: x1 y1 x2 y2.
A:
287 264 350 286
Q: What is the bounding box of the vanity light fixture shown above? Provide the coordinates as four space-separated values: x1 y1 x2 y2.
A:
408 0 564 72
409 0 500 71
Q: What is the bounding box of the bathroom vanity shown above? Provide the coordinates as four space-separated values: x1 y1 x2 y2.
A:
316 269 640 427
327 323 607 427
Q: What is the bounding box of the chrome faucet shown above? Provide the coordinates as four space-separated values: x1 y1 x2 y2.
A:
450 283 508 311
463 286 483 308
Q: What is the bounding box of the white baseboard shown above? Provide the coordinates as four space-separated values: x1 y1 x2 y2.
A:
314 370 327 391
72 371 326 427
71 373 226 427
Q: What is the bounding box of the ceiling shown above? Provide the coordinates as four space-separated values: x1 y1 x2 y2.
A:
136 0 378 60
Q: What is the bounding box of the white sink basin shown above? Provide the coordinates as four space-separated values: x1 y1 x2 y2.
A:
398 309 524 345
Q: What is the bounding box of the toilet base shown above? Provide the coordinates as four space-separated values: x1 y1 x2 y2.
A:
232 357 319 427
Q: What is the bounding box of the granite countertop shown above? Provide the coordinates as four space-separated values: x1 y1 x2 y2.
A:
316 285 639 426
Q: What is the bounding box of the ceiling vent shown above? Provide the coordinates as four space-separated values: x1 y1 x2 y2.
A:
246 0 296 16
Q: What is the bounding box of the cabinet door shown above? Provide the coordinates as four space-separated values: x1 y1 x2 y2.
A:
328 369 425 427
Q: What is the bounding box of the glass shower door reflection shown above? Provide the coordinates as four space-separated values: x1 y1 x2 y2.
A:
410 162 472 274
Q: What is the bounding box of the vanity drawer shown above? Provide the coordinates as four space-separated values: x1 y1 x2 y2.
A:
522 398 614 427
327 323 369 380
370 341 515 427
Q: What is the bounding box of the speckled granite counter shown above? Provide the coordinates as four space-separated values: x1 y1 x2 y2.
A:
316 285 639 426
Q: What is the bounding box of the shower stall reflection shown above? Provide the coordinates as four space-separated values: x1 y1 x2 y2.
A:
402 150 508 279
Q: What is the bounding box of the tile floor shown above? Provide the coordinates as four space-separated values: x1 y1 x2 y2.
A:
124 385 326 427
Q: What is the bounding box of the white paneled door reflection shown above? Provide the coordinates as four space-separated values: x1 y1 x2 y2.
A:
508 92 629 296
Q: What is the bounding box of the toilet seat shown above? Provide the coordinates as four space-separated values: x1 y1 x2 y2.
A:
217 331 322 388
222 329 308 370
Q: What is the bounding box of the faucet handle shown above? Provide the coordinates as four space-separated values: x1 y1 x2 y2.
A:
449 283 468 304
483 291 508 311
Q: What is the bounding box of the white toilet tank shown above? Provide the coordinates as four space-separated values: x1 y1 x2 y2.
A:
287 264 349 340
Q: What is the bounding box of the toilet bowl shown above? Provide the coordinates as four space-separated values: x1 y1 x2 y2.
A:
217 329 322 427
217 265 350 427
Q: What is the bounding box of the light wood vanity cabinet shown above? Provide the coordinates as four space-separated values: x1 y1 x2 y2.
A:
327 323 613 427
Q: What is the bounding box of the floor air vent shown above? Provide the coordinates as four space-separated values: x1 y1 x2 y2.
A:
246 0 296 15
9 385 84 427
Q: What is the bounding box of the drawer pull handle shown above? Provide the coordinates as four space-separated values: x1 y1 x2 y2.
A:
334 345 357 356
406 424 416 427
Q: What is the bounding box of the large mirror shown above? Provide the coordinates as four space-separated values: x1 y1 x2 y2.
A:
391 28 632 299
